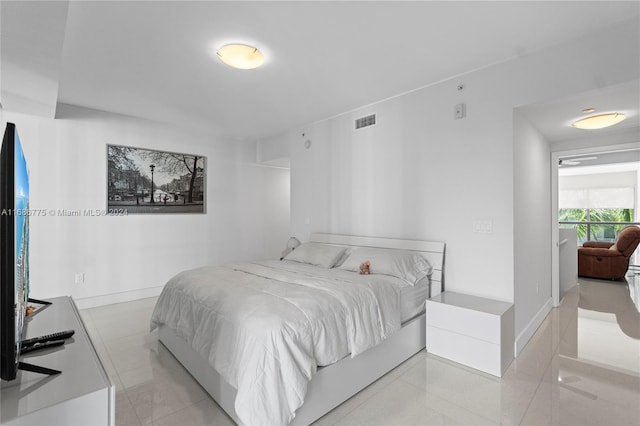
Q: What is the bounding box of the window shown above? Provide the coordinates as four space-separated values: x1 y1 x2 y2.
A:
558 167 638 244
559 187 634 210
559 208 634 243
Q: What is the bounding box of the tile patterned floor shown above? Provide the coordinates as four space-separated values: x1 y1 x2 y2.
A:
81 273 640 425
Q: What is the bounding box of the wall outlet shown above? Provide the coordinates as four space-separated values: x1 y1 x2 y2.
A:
75 273 85 285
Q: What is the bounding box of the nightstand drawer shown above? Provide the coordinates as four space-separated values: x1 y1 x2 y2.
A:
426 325 502 376
426 301 502 344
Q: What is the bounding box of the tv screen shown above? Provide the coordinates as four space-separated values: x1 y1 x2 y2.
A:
1 122 30 381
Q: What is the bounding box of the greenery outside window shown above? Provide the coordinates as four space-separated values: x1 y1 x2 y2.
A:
559 208 634 244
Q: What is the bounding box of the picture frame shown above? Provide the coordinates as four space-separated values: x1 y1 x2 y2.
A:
107 145 206 214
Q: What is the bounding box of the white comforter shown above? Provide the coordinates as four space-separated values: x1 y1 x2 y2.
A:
150 260 402 426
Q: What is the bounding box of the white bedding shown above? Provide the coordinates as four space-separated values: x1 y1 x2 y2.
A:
150 260 405 426
398 278 430 322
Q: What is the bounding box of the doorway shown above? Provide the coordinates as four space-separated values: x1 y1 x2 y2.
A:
551 144 640 306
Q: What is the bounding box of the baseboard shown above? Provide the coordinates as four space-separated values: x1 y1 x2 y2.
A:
74 286 164 309
514 298 553 357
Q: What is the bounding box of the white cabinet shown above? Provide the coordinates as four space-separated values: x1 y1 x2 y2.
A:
1 296 114 425
426 291 514 377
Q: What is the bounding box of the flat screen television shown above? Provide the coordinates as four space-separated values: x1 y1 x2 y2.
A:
1 122 30 381
1 123 62 381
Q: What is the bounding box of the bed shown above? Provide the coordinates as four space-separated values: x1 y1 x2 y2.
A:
151 233 445 426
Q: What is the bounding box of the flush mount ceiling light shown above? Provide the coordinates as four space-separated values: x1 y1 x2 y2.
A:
216 44 264 70
571 112 626 130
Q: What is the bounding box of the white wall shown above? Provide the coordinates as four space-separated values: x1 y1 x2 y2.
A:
288 75 519 302
284 18 638 348
2 105 290 307
513 110 552 352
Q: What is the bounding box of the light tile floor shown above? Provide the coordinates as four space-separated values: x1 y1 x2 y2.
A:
81 273 640 426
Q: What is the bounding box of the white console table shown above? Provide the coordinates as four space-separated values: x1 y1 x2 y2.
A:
426 291 514 377
1 296 114 425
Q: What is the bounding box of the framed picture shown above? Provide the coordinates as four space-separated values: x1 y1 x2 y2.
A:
107 145 205 214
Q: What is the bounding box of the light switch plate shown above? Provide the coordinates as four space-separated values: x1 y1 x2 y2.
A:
473 220 493 234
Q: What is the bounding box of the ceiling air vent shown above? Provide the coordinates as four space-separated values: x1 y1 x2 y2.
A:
355 114 376 130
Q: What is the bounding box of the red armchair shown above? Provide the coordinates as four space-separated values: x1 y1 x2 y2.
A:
577 225 640 280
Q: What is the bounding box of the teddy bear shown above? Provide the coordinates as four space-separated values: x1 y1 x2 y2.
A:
359 260 371 275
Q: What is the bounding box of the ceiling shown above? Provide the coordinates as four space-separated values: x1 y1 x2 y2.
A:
1 1 639 141
519 80 640 143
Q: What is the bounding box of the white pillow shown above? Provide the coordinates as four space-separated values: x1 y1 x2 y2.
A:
284 243 347 268
338 247 432 285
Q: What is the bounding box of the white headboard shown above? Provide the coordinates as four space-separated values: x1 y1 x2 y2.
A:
309 233 446 297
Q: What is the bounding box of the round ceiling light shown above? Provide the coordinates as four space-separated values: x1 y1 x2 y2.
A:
216 44 264 70
571 112 626 130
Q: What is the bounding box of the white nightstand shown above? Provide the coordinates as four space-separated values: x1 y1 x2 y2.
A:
425 291 514 377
